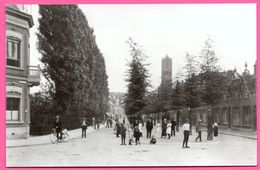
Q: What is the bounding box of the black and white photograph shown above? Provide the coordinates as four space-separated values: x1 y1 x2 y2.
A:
5 4 257 167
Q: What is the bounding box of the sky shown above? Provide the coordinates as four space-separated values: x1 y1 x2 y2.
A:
30 4 256 93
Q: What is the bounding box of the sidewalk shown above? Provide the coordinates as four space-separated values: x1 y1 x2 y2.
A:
7 125 104 148
199 126 257 140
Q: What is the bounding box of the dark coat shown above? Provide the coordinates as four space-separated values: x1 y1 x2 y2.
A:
134 128 140 138
162 121 167 136
171 120 176 129
133 121 139 128
53 120 62 131
146 121 153 131
120 125 126 136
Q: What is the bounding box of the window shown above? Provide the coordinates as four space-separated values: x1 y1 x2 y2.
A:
242 106 251 125
6 97 20 121
221 108 228 124
232 107 240 125
6 37 21 67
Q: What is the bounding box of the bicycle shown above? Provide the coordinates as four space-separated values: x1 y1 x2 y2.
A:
50 128 70 144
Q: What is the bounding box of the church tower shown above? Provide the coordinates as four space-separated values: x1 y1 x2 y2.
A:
161 55 172 85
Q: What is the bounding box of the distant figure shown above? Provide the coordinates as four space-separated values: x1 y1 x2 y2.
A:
106 119 110 128
166 120 172 139
138 121 143 137
53 115 62 141
97 119 100 130
128 124 134 145
156 122 161 138
120 123 126 145
109 118 113 128
207 122 214 140
134 126 141 145
195 119 202 142
115 121 120 137
150 135 157 144
146 118 153 139
213 122 218 137
133 119 139 129
161 118 167 138
92 117 96 129
81 117 88 138
171 119 176 136
182 119 190 148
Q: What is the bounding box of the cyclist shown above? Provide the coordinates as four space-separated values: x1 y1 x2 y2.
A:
53 115 62 141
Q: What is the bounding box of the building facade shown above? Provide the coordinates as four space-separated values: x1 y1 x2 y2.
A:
177 63 256 130
108 92 125 122
147 60 256 131
6 5 40 139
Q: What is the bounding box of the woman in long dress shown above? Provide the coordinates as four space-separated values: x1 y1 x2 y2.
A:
166 120 172 139
138 121 143 137
156 122 161 138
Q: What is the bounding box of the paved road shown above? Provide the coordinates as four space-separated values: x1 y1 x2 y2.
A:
6 127 256 167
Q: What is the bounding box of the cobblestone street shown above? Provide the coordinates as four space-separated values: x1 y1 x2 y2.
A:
6 126 257 167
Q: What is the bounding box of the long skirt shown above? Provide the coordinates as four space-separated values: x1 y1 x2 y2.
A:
214 127 218 136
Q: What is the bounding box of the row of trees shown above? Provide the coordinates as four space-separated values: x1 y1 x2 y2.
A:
124 38 225 123
30 5 109 135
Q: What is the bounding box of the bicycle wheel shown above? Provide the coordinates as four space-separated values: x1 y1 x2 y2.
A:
63 133 70 141
50 133 58 144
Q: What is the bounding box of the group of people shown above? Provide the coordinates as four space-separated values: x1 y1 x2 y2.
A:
160 118 177 139
114 119 143 145
106 118 113 128
206 121 219 140
53 114 219 147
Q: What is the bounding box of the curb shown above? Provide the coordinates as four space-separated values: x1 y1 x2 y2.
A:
7 125 105 148
201 129 256 140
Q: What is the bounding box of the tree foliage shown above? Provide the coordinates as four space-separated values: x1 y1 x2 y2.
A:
198 38 224 106
124 38 150 119
35 5 109 131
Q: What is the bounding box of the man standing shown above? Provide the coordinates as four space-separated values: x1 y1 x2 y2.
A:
161 118 167 138
182 119 190 148
195 119 202 142
146 118 153 139
171 118 176 136
120 123 127 145
92 117 96 129
53 115 62 141
207 122 213 140
81 117 88 138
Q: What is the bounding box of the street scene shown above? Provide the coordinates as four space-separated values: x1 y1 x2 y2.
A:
5 4 257 167
6 125 257 166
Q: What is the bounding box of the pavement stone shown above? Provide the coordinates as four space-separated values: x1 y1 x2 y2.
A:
6 123 256 148
6 125 105 148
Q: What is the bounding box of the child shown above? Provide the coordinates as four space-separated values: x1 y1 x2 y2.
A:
150 135 156 144
128 124 134 145
134 126 141 145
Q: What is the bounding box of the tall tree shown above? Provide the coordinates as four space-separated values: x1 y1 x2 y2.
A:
37 5 109 126
183 52 200 109
169 80 185 110
199 38 224 122
124 38 150 121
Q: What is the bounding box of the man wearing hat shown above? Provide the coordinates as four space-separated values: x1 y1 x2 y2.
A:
195 119 202 142
53 115 62 141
